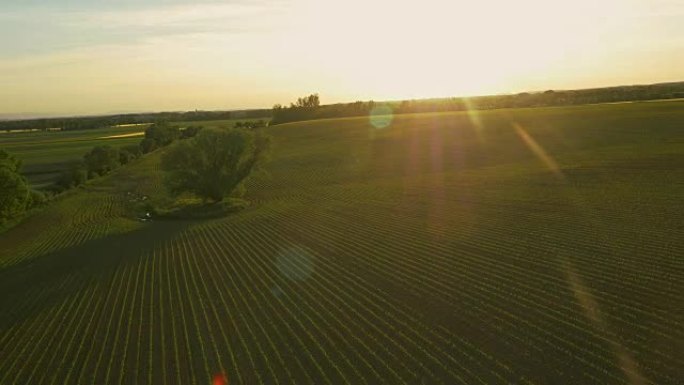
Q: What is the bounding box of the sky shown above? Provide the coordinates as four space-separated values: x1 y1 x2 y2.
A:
1 0 683 116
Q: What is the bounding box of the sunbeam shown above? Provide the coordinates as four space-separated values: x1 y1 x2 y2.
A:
514 123 564 180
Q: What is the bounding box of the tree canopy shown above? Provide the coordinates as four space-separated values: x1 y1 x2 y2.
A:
83 145 120 177
143 122 180 151
161 128 271 202
0 150 31 223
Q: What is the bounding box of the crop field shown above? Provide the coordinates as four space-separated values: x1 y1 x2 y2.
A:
0 125 148 189
0 119 256 189
0 101 683 384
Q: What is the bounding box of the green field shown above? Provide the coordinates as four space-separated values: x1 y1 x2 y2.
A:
0 125 147 189
0 102 682 384
0 120 258 189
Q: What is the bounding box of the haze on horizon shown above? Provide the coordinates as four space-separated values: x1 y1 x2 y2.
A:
1 0 683 116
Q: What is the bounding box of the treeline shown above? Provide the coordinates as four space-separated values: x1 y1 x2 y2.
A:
234 120 267 129
270 81 684 125
54 122 203 192
0 109 270 133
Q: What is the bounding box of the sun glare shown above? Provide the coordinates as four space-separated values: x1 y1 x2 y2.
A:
0 0 676 114
285 0 629 99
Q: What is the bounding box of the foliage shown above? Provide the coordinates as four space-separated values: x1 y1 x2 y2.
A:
270 82 684 125
292 94 320 108
161 128 271 202
144 122 180 148
234 120 266 129
0 108 272 133
27 189 47 207
0 166 30 222
180 125 203 139
139 138 158 154
83 145 120 177
271 94 322 125
0 149 22 172
0 150 31 223
119 144 143 165
56 161 88 190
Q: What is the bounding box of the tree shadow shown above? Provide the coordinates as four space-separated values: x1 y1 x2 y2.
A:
0 220 190 330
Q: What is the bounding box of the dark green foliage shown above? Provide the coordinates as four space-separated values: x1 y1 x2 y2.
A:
83 145 120 177
0 149 22 173
119 144 143 165
161 128 271 202
180 125 203 139
293 94 320 108
144 122 180 147
271 94 322 125
0 150 30 222
139 138 158 154
56 161 88 190
0 167 30 222
27 189 47 207
234 120 266 130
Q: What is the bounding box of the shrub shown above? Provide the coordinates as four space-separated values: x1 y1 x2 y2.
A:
84 145 120 177
119 144 142 164
0 152 30 222
56 161 88 190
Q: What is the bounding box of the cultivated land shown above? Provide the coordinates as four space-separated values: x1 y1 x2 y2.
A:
0 102 683 384
0 119 257 189
0 125 147 189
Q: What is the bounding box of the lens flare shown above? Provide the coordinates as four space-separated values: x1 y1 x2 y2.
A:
561 259 646 385
514 123 564 180
463 98 485 142
212 372 228 385
276 247 314 281
369 105 394 129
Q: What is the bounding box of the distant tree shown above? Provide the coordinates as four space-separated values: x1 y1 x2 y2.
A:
0 150 30 222
295 94 320 108
139 138 158 154
161 128 271 202
56 161 88 190
121 144 143 158
144 122 179 147
180 125 203 139
83 145 120 177
271 94 322 125
234 121 265 130
119 144 142 165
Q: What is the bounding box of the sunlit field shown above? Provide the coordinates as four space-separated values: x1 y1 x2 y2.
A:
0 101 683 384
0 119 255 189
0 125 147 189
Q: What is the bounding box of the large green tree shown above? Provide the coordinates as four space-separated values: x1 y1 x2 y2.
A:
144 121 180 148
83 145 120 177
0 150 30 222
161 128 271 202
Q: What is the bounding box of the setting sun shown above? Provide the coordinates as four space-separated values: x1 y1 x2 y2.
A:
288 0 632 98
0 0 682 114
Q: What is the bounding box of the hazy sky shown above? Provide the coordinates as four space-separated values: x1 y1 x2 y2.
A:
1 0 683 116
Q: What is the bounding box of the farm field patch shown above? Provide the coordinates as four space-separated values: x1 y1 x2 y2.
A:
0 102 683 384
